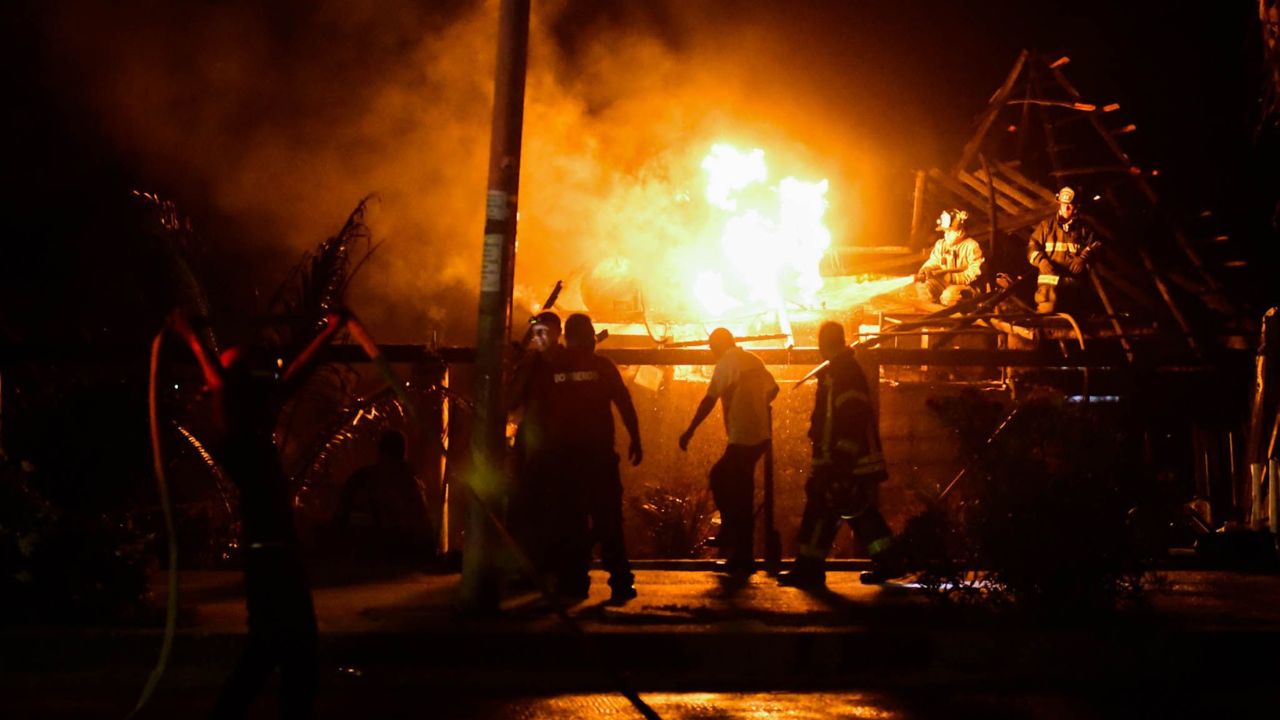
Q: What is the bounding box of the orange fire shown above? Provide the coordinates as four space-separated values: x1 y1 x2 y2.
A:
689 143 832 321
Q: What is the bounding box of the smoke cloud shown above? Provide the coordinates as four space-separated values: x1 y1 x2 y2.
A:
39 0 955 343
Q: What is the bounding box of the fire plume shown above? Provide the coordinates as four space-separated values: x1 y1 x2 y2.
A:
690 143 831 321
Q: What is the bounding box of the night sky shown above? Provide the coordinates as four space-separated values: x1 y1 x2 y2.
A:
3 0 1273 347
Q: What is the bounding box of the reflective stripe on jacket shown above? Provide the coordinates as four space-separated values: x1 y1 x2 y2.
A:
1027 215 1100 284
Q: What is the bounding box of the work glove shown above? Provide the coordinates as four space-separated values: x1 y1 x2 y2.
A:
1068 256 1088 275
913 271 926 283
1037 259 1055 275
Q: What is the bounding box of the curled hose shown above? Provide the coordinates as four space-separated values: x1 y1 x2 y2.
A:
1052 312 1089 400
1052 312 1087 351
128 329 180 718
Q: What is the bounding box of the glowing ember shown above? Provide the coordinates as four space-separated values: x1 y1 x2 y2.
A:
691 143 831 320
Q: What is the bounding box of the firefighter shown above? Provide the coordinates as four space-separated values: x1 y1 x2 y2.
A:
915 208 985 306
538 313 643 602
1027 186 1101 314
679 328 779 580
779 321 902 588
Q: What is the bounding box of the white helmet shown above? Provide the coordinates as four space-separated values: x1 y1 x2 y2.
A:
936 208 969 231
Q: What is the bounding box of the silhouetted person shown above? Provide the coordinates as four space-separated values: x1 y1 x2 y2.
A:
779 321 902 588
506 311 562 565
335 430 432 564
679 328 779 579
509 311 563 458
171 310 353 720
537 313 642 602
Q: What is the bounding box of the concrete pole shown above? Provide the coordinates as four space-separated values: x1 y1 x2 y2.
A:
1270 458 1278 543
463 0 530 612
1245 308 1280 525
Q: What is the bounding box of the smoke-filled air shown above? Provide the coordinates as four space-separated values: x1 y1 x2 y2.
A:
41 0 936 343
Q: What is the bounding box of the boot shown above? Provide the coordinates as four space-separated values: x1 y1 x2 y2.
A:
607 572 638 604
608 584 638 603
860 545 907 585
777 556 826 589
858 567 899 585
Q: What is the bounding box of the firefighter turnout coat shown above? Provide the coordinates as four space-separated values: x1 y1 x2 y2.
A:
1026 214 1101 287
809 349 888 484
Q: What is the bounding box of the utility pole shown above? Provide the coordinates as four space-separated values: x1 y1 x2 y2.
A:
463 0 530 612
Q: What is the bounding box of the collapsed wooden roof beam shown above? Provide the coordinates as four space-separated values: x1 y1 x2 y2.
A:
954 49 1030 175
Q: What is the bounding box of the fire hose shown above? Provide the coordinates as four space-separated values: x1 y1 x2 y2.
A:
127 329 179 719
792 273 1036 389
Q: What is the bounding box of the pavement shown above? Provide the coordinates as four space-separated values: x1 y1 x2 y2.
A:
4 564 1280 718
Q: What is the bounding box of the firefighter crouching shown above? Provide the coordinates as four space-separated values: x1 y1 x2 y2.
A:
1027 186 1101 315
915 208 984 306
779 321 904 588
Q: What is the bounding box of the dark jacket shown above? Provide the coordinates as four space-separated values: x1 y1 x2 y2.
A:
539 348 640 453
808 349 887 482
1027 214 1101 285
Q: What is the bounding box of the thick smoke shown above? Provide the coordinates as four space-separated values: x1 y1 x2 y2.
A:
40 0 955 343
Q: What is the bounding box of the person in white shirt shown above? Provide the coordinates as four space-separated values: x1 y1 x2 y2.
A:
679 328 779 579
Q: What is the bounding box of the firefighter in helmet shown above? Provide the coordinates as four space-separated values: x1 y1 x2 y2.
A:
1027 186 1101 314
915 208 984 306
778 321 903 588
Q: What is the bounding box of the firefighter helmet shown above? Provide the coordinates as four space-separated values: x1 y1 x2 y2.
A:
1056 186 1077 205
936 208 969 231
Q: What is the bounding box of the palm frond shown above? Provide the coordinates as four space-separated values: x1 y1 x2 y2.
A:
267 196 379 356
132 189 219 353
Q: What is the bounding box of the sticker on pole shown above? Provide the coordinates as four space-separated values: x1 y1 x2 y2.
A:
486 191 509 221
481 233 504 292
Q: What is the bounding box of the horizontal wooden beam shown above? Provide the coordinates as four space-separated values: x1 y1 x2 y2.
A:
927 168 990 209
993 160 1057 201
973 167 1041 208
958 170 1023 214
2 343 1244 372
338 345 1137 369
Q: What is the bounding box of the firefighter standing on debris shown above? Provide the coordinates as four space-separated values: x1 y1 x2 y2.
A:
1027 186 1101 314
678 328 780 580
534 313 642 602
779 321 902 588
915 209 985 306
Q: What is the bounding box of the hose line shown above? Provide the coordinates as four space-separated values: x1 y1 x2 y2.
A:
127 329 179 719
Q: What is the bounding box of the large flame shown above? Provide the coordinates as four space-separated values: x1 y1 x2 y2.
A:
690 143 831 320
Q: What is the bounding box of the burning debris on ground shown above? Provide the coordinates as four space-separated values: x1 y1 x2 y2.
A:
4 1 1280 718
